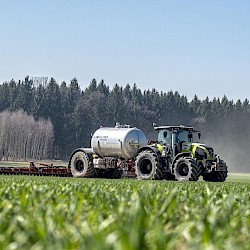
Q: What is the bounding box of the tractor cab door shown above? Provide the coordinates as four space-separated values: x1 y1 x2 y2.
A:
157 129 172 146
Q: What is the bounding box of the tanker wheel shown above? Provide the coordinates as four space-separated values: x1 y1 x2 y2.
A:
203 171 227 182
70 151 95 178
135 150 164 180
173 157 201 181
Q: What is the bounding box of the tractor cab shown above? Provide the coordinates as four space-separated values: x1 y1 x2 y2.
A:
154 125 201 157
156 126 195 144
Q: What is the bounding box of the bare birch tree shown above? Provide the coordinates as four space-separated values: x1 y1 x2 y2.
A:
0 110 54 160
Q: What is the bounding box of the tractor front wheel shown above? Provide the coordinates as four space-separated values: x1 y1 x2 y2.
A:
70 151 95 178
173 157 201 181
135 150 164 180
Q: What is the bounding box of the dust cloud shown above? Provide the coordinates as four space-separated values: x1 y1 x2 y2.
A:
202 132 250 173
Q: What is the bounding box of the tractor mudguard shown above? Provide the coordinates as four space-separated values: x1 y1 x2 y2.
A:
136 145 161 159
172 152 191 164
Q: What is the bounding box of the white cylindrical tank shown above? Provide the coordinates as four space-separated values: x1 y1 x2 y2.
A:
91 127 147 160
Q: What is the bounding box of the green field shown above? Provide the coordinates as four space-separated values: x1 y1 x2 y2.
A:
0 174 249 250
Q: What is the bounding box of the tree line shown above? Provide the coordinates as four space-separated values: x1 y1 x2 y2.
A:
0 76 249 172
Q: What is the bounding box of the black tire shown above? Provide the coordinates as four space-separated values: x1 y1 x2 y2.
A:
135 150 164 180
203 171 228 182
70 151 95 178
173 157 201 181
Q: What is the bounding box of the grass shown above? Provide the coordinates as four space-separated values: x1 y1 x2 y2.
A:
227 173 250 182
0 174 249 250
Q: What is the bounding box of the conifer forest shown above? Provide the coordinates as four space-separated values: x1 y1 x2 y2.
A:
0 76 249 172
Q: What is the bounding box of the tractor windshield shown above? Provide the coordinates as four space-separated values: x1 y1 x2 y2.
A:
157 129 192 145
176 130 190 142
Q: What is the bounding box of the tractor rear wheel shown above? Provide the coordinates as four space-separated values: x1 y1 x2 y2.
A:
173 157 201 181
203 171 227 182
135 150 164 180
70 151 95 178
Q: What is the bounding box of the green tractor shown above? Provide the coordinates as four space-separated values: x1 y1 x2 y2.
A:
135 124 228 182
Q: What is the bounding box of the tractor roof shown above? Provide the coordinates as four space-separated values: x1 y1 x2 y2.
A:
154 125 198 132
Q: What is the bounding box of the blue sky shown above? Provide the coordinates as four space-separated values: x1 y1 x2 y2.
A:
0 1 249 101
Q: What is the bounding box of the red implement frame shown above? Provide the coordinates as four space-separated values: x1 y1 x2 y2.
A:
0 162 71 177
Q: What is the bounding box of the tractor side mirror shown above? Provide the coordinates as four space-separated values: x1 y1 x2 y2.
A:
163 131 167 138
198 132 201 139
